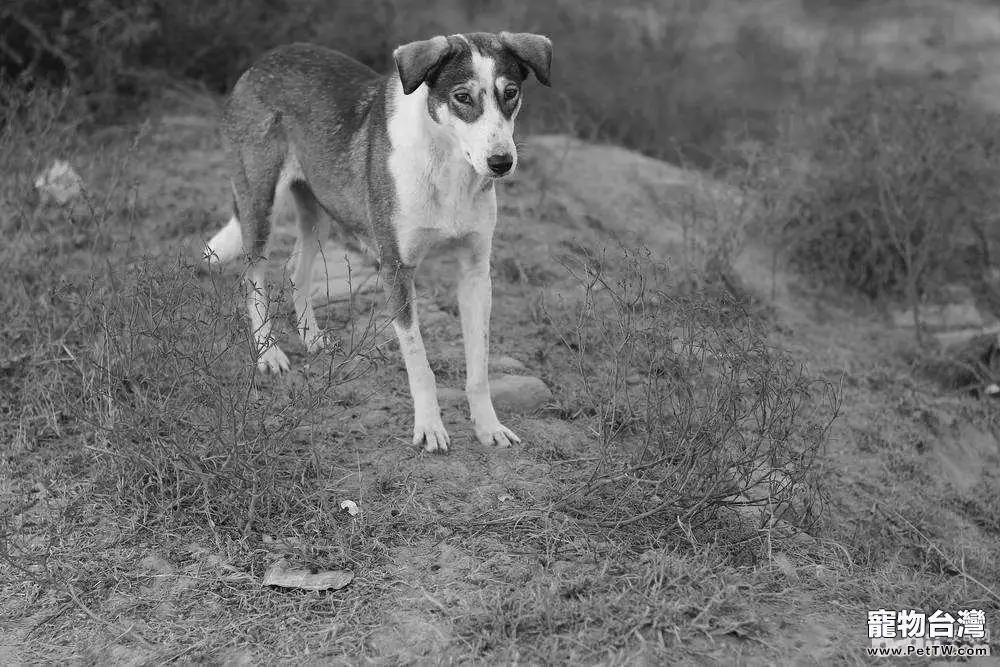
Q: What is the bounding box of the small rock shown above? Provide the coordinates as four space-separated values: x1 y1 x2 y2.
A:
490 374 552 413
438 374 551 411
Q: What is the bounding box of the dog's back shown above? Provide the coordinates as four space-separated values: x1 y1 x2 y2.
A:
216 43 387 262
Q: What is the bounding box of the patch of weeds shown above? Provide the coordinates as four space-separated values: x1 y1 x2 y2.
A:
541 245 839 557
84 254 387 538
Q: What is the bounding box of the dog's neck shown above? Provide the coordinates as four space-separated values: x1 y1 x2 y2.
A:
390 80 492 197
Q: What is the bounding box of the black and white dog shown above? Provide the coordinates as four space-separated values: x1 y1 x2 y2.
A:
204 32 552 452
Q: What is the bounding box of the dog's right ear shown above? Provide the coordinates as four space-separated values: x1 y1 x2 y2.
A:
393 36 453 95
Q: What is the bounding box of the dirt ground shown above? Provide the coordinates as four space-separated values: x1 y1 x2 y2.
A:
1 103 996 665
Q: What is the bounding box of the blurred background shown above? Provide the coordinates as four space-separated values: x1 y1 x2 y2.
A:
4 0 1000 304
2 0 975 169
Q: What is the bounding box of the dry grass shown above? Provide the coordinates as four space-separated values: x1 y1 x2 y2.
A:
3 100 995 662
0 86 843 663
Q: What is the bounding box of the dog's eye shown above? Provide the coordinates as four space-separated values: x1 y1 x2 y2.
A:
504 86 519 101
453 91 473 105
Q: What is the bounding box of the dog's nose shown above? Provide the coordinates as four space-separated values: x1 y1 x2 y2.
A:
486 153 514 176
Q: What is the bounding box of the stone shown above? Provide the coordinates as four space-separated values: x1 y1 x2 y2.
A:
437 374 551 412
490 374 552 413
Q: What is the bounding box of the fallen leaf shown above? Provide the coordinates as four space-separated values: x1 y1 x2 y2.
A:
263 558 354 591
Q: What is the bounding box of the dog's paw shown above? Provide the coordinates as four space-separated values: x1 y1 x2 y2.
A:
413 417 450 453
475 422 521 448
257 345 291 375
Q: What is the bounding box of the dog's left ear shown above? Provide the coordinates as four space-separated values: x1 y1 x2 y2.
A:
499 32 552 87
394 36 453 95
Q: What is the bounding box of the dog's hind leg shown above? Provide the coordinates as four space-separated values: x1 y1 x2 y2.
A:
228 131 290 375
287 180 328 353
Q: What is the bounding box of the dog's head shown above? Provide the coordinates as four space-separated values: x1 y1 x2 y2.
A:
393 32 552 179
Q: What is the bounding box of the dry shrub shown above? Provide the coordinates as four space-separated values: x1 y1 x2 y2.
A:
770 76 1000 308
80 255 387 537
544 247 838 548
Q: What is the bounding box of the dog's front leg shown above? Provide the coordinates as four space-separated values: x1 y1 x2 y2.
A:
457 240 521 447
387 264 450 453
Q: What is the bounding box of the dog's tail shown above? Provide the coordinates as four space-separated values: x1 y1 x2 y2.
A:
203 215 244 265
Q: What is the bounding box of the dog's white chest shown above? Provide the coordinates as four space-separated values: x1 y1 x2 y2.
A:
388 144 496 263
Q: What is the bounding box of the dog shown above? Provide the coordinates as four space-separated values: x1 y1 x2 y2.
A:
203 32 552 453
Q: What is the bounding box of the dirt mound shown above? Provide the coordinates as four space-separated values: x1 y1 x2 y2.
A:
522 134 733 252
520 134 799 319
